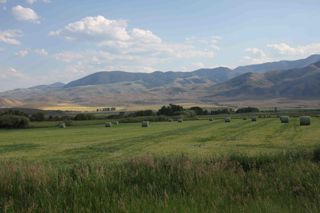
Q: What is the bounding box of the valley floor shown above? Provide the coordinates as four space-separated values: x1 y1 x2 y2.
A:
0 118 319 163
0 118 320 212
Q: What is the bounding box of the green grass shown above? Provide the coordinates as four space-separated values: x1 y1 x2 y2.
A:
0 153 320 212
0 118 320 212
0 118 319 163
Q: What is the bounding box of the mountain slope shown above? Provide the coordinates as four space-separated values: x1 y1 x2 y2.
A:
1 55 320 107
64 67 235 88
234 54 320 74
207 61 320 99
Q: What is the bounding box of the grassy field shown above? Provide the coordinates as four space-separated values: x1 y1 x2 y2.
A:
0 117 320 212
0 118 319 163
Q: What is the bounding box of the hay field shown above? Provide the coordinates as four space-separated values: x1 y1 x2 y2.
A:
0 117 319 164
1 117 320 212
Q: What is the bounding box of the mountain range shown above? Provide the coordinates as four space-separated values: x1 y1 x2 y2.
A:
1 54 320 108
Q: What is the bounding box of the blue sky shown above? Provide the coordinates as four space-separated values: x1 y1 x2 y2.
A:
1 0 320 91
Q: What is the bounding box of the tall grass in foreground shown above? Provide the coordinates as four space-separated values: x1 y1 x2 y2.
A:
0 150 320 212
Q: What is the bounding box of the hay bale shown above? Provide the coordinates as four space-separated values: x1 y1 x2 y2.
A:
168 118 174 122
300 116 311 126
242 117 247 120
177 118 183 123
113 121 119 125
105 122 113 127
280 116 290 123
58 122 66 128
209 118 213 121
142 121 150 127
251 116 257 122
224 117 231 123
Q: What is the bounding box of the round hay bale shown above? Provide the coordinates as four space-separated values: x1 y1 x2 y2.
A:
177 118 183 123
300 116 311 126
58 122 66 128
251 116 257 122
280 116 290 123
142 121 150 127
112 121 119 125
224 117 231 123
105 122 113 127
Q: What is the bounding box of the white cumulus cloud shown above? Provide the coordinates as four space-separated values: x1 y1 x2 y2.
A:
12 5 41 23
49 16 130 41
0 29 22 45
50 15 219 75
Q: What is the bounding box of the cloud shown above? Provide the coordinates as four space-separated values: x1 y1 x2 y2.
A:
49 16 130 41
34 48 48 56
50 16 217 59
267 42 320 57
16 49 29 57
50 15 218 75
26 0 51 4
12 5 41 23
0 29 22 45
243 42 320 65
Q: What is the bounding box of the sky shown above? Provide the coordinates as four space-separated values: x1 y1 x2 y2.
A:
1 0 320 91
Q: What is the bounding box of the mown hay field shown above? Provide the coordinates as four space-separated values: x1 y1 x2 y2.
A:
0 117 319 164
0 117 320 212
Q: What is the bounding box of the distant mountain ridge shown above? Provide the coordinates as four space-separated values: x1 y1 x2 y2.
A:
64 67 235 88
207 61 320 99
234 54 320 74
0 54 320 107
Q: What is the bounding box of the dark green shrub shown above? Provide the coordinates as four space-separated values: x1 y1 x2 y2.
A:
0 115 30 129
158 104 184 116
132 110 155 117
236 107 259 113
30 112 46 121
74 113 95 120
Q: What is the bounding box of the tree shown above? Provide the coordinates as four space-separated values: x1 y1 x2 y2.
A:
189 106 204 115
0 115 30 129
236 107 259 113
31 112 46 121
74 113 95 120
157 104 184 116
132 110 155 117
